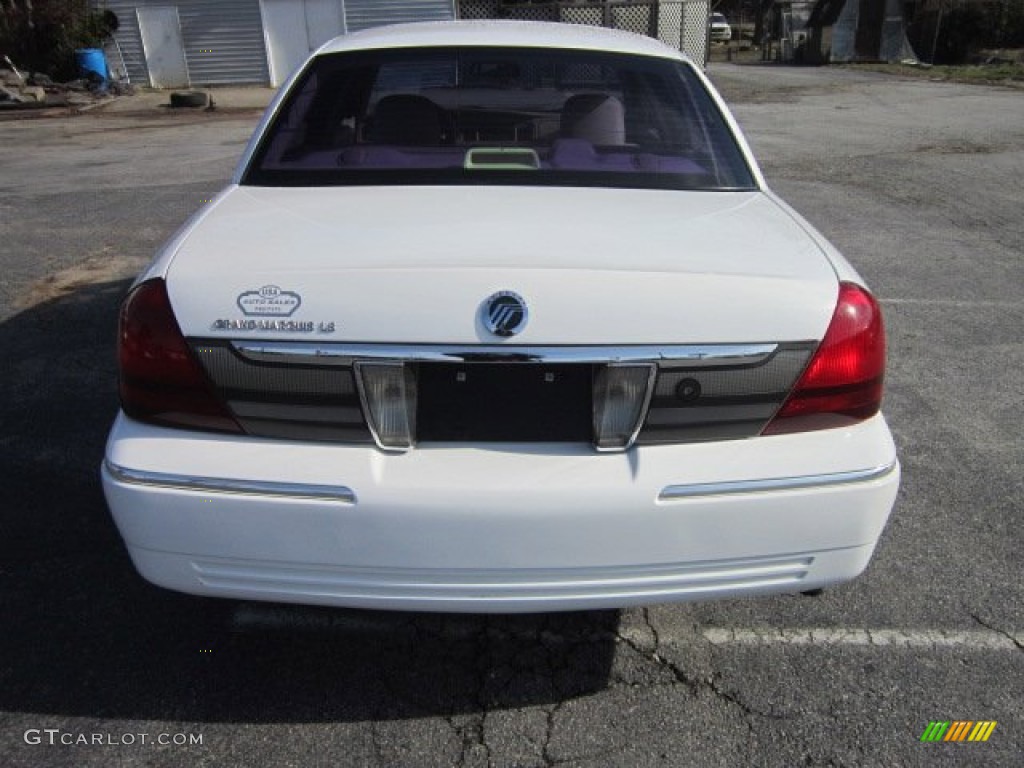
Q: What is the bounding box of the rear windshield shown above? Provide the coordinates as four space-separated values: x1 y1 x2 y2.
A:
243 46 756 191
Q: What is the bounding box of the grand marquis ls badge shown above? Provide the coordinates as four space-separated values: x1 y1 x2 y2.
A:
483 291 528 337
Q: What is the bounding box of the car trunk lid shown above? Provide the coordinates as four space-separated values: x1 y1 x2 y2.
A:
165 185 838 345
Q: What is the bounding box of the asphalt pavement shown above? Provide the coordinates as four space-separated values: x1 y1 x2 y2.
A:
0 67 1021 767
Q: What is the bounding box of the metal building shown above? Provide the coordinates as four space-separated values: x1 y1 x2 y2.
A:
97 0 457 88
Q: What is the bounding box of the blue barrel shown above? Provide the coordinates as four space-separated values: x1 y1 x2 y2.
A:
75 48 108 82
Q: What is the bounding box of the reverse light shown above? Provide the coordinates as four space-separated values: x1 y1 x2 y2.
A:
763 282 885 435
355 362 417 451
119 278 241 433
593 364 656 451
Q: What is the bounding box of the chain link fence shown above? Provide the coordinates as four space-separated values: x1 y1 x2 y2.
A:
457 2 711 64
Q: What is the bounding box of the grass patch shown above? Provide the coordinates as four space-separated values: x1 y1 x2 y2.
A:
844 61 1024 86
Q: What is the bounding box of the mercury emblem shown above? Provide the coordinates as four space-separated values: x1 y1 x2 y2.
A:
482 291 528 337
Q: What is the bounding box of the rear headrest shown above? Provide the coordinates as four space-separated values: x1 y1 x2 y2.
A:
371 94 443 146
560 94 626 146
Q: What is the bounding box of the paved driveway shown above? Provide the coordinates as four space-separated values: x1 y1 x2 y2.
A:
0 66 1021 766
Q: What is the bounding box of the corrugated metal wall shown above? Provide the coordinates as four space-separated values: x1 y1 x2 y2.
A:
177 0 269 84
101 0 150 86
100 0 268 85
98 0 457 86
344 0 456 33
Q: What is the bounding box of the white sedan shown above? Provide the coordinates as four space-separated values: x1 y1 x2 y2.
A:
102 20 899 613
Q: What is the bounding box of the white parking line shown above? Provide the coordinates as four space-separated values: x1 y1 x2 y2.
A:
232 606 1024 653
700 627 1023 651
880 297 1021 308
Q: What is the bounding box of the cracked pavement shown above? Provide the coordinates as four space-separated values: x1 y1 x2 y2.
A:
0 65 1021 766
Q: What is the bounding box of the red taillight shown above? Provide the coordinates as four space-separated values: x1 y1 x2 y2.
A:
763 282 885 435
118 278 241 433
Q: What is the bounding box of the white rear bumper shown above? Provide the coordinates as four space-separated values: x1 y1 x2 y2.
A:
102 413 899 612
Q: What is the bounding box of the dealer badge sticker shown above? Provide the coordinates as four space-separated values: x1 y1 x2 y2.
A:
237 285 301 317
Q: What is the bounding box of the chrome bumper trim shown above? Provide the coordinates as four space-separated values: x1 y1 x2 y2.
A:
104 461 357 504
233 341 779 367
659 461 897 501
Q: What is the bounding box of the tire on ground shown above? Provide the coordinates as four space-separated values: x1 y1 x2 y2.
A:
169 91 208 109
